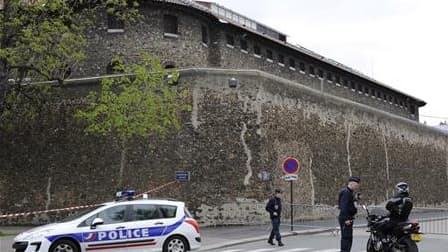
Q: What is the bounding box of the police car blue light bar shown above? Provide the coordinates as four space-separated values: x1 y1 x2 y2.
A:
115 190 136 201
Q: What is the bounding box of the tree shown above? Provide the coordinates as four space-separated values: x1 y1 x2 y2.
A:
75 54 190 188
0 0 139 128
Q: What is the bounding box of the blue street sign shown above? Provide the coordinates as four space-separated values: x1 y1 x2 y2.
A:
175 171 190 182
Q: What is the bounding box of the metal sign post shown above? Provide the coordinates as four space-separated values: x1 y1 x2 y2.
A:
282 157 301 232
290 180 293 232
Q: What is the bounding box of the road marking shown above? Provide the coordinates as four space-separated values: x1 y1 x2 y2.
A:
310 250 340 252
279 248 312 252
219 250 244 252
246 249 277 252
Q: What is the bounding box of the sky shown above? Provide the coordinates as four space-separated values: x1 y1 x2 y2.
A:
212 0 448 125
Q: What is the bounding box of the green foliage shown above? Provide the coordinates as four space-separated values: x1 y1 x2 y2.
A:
0 0 89 82
75 54 190 145
0 0 140 129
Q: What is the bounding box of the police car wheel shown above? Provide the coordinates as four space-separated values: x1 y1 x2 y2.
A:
163 236 188 252
50 239 79 252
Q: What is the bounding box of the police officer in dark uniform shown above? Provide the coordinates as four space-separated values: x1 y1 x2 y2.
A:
266 189 284 247
338 176 361 252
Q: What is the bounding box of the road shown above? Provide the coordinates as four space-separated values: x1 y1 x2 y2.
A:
207 229 448 252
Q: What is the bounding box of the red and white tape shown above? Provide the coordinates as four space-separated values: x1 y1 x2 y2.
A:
0 204 101 219
0 181 179 219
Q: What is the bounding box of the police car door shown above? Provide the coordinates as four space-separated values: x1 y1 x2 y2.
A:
77 205 130 252
126 203 169 252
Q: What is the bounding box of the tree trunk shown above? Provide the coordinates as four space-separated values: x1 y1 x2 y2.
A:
118 136 127 189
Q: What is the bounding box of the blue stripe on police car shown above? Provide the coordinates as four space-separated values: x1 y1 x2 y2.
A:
46 217 184 243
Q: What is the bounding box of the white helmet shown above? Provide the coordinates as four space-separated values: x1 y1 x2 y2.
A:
395 182 409 194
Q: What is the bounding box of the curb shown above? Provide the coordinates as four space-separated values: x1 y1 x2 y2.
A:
198 228 335 251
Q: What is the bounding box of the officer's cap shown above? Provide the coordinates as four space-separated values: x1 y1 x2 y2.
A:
348 176 361 183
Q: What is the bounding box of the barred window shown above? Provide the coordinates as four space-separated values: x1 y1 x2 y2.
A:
240 39 248 51
299 62 306 72
289 58 295 68
254 45 261 55
318 69 324 78
107 13 124 31
201 25 208 44
163 15 178 34
266 50 273 60
226 34 234 46
278 54 284 64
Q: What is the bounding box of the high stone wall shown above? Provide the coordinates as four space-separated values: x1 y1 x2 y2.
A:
0 69 447 226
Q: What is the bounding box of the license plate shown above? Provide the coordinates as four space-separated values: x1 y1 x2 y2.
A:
411 233 423 242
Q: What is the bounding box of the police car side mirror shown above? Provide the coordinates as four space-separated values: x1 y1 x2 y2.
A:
91 218 104 229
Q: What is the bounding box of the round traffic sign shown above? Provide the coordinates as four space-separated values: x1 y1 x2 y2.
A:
282 157 300 174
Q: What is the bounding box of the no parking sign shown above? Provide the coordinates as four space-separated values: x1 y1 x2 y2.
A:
282 157 301 180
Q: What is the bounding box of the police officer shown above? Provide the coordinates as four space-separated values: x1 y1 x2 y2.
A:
266 189 284 247
338 176 361 252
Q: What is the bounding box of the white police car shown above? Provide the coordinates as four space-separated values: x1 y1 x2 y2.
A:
12 191 201 252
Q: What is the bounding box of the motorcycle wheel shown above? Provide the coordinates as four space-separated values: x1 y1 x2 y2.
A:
366 237 376 252
396 238 418 252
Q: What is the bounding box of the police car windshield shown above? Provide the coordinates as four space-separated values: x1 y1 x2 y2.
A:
61 205 104 222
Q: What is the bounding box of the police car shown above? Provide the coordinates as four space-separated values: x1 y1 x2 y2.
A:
12 191 201 252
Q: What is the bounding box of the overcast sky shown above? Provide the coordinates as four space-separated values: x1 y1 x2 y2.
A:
212 0 448 125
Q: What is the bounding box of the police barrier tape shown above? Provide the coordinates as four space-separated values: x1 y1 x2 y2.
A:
0 180 179 219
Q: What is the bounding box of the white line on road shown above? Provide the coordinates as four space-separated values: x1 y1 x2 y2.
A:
245 249 277 252
279 248 312 252
219 250 244 252
310 250 340 252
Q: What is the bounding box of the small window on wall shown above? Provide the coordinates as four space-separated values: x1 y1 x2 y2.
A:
327 72 333 82
364 86 369 95
335 76 341 85
299 62 306 72
163 15 178 35
318 69 324 79
289 58 295 69
309 65 315 76
254 45 261 56
350 81 356 91
410 104 416 115
107 13 124 33
226 34 234 47
278 54 285 65
357 84 363 94
240 39 248 52
266 49 273 61
201 25 208 44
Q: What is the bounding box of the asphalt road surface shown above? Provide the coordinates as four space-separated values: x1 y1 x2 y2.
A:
209 229 448 252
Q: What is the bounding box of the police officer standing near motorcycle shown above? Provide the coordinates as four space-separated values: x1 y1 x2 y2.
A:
266 189 284 247
338 176 361 252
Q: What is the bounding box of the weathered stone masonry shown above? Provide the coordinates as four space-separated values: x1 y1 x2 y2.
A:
1 69 447 226
1 1 446 225
79 1 424 121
